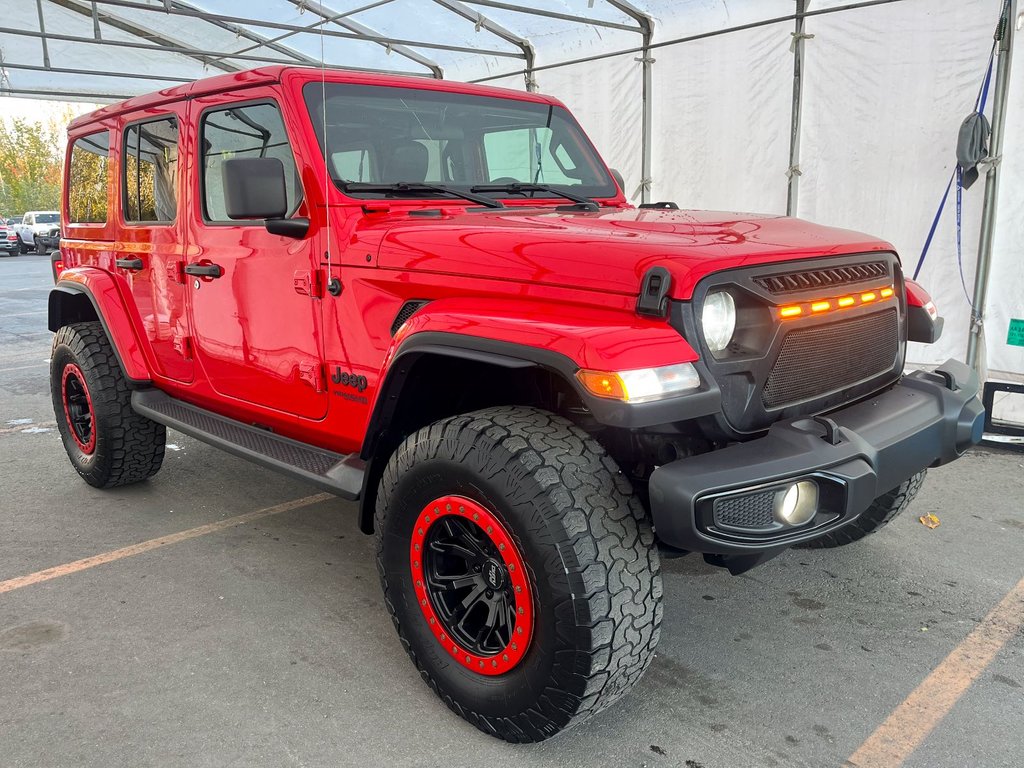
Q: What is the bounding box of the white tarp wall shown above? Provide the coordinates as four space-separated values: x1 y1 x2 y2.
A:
452 0 1023 380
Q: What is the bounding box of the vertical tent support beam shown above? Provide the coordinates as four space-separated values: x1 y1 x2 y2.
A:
787 0 809 216
966 0 1017 371
607 1 654 204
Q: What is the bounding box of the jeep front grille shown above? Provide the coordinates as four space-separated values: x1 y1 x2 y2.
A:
754 261 889 295
763 308 899 409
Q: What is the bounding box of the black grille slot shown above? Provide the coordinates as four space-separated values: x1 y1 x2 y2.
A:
754 261 889 294
390 300 429 336
763 309 899 409
713 490 776 531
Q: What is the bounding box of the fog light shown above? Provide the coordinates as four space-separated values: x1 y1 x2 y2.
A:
773 480 818 526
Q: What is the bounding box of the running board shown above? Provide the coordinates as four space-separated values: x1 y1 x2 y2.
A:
131 390 363 500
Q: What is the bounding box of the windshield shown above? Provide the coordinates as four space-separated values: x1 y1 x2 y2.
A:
35 213 59 224
303 83 616 201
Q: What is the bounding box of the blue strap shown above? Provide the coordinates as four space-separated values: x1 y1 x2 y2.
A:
955 166 975 307
914 38 997 282
913 171 954 280
977 47 995 113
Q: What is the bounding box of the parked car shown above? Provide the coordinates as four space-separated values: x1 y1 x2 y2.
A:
0 221 19 256
16 210 60 253
48 67 983 742
34 225 61 254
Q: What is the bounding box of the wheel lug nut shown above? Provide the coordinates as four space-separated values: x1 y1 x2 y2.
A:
474 564 481 572
486 590 493 598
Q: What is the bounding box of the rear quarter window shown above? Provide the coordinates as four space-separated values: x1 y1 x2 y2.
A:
123 117 179 224
68 131 110 224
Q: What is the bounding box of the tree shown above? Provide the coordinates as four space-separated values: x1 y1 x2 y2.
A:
0 113 70 217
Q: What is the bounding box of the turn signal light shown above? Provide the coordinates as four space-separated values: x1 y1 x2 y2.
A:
576 363 701 403
778 285 894 320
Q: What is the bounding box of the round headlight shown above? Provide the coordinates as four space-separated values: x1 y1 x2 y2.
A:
702 291 736 352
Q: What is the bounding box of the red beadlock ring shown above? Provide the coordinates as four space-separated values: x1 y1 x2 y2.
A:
61 362 96 455
410 495 534 675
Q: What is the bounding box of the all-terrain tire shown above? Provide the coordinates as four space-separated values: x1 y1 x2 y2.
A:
17 235 28 254
797 471 927 548
51 321 165 488
375 406 662 742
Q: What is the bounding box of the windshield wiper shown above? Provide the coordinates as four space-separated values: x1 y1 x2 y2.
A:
470 183 599 212
340 181 504 209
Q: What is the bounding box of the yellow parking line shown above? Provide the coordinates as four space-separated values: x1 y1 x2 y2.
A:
847 575 1024 767
0 493 332 595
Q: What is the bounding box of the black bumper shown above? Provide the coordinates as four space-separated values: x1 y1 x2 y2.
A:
648 359 984 559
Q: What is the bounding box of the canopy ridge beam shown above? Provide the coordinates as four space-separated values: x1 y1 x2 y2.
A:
202 0 398 66
46 0 240 73
1 26 431 77
83 0 521 59
431 0 536 91
459 0 643 33
169 0 321 67
287 0 443 78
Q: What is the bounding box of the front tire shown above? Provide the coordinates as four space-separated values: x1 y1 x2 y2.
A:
797 471 927 548
375 406 662 742
51 322 166 488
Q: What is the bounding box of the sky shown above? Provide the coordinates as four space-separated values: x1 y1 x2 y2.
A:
0 97 99 132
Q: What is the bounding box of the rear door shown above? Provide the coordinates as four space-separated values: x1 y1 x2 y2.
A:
115 108 193 382
185 92 327 420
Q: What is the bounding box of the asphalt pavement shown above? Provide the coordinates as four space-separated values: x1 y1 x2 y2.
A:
1 253 1022 767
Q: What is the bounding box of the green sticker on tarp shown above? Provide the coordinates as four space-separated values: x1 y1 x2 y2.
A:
1008 319 1024 347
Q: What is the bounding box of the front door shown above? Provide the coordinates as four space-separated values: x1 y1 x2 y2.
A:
186 93 327 420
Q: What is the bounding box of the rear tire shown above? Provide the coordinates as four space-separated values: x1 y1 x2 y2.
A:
51 321 165 488
797 471 927 548
375 406 662 742
35 239 47 254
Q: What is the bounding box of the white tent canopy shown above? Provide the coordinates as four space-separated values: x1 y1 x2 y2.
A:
1 0 1021 380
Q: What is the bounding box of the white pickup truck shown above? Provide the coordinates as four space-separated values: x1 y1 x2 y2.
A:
16 211 60 253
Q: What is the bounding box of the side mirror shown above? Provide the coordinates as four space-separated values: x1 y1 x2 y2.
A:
608 168 626 194
222 157 308 238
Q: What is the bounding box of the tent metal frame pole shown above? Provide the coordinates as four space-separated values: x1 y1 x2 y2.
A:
787 0 809 217
607 1 654 204
84 0 522 59
966 0 1017 371
459 0 642 33
286 0 443 78
431 0 536 91
0 26 428 75
35 0 51 68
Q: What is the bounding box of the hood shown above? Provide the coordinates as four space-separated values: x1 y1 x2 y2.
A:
374 207 895 300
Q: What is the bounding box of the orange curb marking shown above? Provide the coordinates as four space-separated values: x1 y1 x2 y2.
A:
0 493 332 595
847 575 1024 767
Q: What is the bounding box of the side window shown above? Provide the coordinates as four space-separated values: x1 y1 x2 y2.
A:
123 117 179 223
24 214 33 226
68 131 110 223
201 103 301 223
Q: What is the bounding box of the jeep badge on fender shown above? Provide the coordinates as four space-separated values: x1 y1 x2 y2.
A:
331 367 367 392
50 66 983 743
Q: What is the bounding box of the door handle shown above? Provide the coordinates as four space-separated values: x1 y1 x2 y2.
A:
115 258 144 271
184 263 224 278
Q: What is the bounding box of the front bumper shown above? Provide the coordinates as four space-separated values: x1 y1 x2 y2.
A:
648 359 984 562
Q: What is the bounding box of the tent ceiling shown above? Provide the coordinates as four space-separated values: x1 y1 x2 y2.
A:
0 0 654 102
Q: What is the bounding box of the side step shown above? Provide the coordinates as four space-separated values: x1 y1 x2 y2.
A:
131 389 364 499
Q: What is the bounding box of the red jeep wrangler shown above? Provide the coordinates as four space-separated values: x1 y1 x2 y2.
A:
50 67 983 741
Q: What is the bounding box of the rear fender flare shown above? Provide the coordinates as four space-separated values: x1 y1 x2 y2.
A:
49 270 151 384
